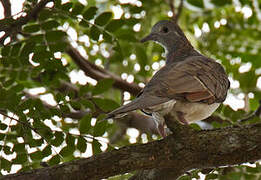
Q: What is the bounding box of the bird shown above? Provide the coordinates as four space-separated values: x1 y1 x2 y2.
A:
107 20 230 137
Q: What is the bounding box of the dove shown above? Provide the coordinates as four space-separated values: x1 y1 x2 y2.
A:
107 20 230 137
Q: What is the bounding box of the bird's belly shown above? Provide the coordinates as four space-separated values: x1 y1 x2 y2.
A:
173 101 220 123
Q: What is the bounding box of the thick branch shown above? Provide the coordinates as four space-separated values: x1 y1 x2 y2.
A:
66 46 142 96
2 120 261 180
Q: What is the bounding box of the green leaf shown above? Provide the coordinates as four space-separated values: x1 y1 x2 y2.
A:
30 34 44 43
66 134 75 147
13 153 27 164
12 84 24 92
206 173 218 179
105 19 124 32
77 136 87 153
42 145 52 157
81 99 95 111
48 155 60 165
60 104 70 114
29 138 44 148
249 98 259 111
211 0 232 6
92 98 119 112
79 20 89 27
70 101 82 110
20 42 35 57
30 150 43 161
23 24 40 33
187 0 204 8
92 139 102 154
92 79 114 95
46 30 66 42
49 42 67 52
90 25 101 41
60 146 74 157
103 31 113 43
0 123 7 130
61 2 73 11
0 133 5 140
94 120 107 137
1 45 11 56
1 158 12 171
135 45 148 67
51 131 64 147
94 12 113 26
246 166 260 173
83 6 98 20
3 146 12 155
42 20 60 30
79 114 92 134
118 33 137 42
189 123 201 130
71 2 84 15
11 43 22 56
38 9 52 21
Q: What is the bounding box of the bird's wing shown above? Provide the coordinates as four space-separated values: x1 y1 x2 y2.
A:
107 56 229 118
143 56 230 104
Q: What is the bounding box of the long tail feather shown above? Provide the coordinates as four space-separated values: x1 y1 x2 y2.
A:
106 98 141 119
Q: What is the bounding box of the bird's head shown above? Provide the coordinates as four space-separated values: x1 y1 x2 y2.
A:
140 20 188 52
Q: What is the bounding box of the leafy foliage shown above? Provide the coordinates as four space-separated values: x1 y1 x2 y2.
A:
0 0 260 179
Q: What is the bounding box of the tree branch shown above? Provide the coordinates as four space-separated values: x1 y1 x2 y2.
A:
0 0 11 18
2 115 261 180
66 45 142 96
240 100 261 122
165 0 184 22
176 0 184 21
0 0 51 45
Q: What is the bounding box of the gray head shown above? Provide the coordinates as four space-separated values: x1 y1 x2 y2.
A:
140 20 191 52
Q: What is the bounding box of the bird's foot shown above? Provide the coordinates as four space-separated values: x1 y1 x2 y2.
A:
176 111 189 125
158 123 167 137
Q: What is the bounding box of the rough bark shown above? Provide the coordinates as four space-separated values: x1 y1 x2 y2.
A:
2 119 261 180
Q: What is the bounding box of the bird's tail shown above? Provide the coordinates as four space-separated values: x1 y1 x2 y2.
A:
106 98 142 119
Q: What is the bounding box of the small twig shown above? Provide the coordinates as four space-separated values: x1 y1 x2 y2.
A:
165 0 176 21
0 0 11 18
165 0 184 22
239 100 261 123
176 0 184 21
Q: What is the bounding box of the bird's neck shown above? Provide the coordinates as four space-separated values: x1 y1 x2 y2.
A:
166 39 198 64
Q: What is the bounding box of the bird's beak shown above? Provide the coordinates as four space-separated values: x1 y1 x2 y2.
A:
140 33 156 43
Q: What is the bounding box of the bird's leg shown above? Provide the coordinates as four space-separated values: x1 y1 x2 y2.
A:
152 112 167 137
158 122 166 137
176 111 189 125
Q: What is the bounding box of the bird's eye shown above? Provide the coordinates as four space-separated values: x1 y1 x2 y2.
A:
162 27 169 33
